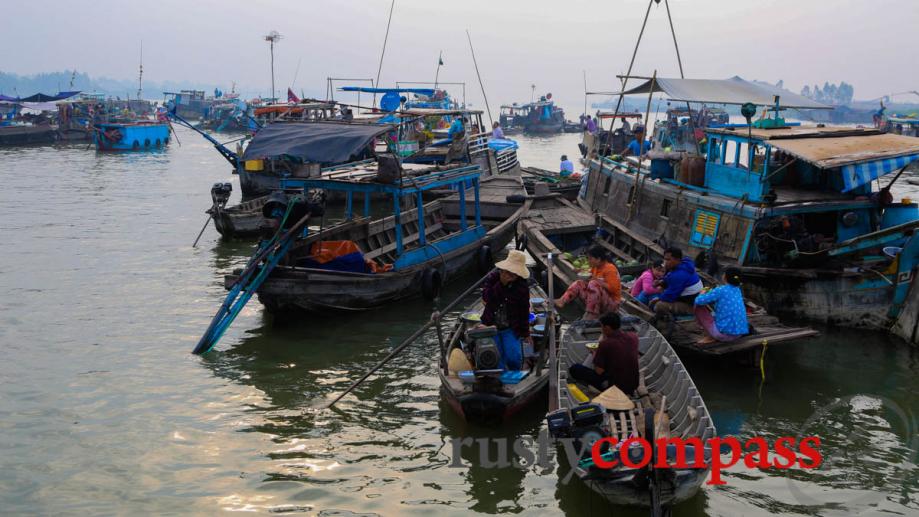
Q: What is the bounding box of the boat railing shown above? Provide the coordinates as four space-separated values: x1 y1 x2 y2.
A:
495 147 519 173
467 131 491 158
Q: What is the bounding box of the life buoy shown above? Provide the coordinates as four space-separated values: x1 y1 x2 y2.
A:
421 268 442 300
475 245 493 275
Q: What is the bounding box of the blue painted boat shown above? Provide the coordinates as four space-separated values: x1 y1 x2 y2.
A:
577 76 919 343
92 122 170 151
192 160 529 354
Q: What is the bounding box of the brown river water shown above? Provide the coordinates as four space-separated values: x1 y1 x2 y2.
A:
0 127 917 515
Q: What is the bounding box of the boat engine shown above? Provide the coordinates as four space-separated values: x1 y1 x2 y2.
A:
467 327 500 371
210 182 232 209
262 191 325 231
547 403 610 455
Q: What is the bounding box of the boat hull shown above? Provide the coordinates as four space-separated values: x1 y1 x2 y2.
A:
440 376 548 425
93 123 170 151
0 125 58 146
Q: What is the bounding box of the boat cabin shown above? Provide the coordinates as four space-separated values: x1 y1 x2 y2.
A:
280 165 486 270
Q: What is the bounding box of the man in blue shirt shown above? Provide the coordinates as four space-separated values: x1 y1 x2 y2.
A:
448 116 466 140
559 155 575 177
650 247 703 319
624 125 651 157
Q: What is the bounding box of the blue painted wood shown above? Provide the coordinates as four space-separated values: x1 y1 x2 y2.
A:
417 191 426 246
364 192 371 217
393 226 486 269
474 178 481 228
459 186 467 229
93 123 170 151
394 195 402 256
346 191 353 220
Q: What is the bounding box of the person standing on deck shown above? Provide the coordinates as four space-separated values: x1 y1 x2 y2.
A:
568 312 639 393
559 155 575 177
555 245 621 320
491 121 504 140
623 125 651 157
448 116 466 140
586 116 598 134
693 267 749 345
650 247 703 319
480 250 532 371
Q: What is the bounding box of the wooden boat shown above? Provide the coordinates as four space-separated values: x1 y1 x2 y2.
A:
551 315 715 507
227 167 530 313
522 166 581 201
92 121 170 151
438 284 551 424
0 124 59 146
578 77 919 344
521 195 818 360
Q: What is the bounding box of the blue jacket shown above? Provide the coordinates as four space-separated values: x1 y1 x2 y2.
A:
695 284 748 336
659 258 701 303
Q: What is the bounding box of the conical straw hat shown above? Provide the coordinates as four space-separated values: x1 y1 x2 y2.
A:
592 385 635 411
448 348 473 375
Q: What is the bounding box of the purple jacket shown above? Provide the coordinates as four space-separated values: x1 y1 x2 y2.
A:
481 271 530 337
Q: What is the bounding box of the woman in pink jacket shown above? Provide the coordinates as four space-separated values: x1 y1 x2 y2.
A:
630 261 664 305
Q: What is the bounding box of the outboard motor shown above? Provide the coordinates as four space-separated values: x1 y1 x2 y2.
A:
467 327 501 371
210 182 232 209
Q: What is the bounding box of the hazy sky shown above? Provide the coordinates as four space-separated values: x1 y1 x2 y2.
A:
5 0 918 109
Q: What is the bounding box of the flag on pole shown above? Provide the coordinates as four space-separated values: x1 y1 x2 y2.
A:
287 87 300 104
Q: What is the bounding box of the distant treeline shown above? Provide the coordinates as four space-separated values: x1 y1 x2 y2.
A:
0 70 224 99
799 81 855 106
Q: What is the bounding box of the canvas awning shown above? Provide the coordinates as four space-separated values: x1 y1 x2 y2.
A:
241 121 394 164
765 133 919 191
590 77 829 110
19 91 80 103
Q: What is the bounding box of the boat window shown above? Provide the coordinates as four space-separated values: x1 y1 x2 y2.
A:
661 199 671 218
724 140 753 170
709 138 721 164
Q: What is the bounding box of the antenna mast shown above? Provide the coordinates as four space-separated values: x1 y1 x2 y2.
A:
264 31 283 101
137 41 143 100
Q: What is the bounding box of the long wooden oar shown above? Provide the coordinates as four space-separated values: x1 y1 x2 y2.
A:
325 268 495 409
192 215 212 248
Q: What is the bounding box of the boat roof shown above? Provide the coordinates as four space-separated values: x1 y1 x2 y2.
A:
339 86 438 96
889 117 919 125
241 121 394 164
593 76 830 110
596 111 643 119
282 165 482 195
707 125 880 141
395 108 483 116
767 133 919 169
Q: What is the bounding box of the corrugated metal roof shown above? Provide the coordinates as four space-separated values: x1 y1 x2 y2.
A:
592 76 830 110
708 126 880 140
767 133 919 168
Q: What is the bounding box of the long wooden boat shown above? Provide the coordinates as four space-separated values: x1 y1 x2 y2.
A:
521 166 581 201
578 79 919 344
551 315 715 507
228 170 530 313
521 194 818 359
439 283 551 424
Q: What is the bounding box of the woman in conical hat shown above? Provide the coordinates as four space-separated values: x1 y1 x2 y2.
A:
480 250 531 371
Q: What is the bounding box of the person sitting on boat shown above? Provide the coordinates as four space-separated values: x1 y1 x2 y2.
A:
480 250 531 371
568 312 639 394
620 117 632 133
693 267 749 345
650 247 703 319
559 155 575 177
624 125 652 157
630 261 665 305
586 116 598 134
555 246 621 320
491 121 505 140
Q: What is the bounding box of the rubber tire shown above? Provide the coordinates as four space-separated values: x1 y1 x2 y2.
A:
476 245 493 275
155 139 162 147
421 268 442 301
144 138 151 148
132 140 140 150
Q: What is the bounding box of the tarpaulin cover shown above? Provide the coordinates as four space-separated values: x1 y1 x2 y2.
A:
297 241 370 273
241 122 392 164
593 77 829 109
19 91 80 103
488 138 518 151
0 94 19 102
